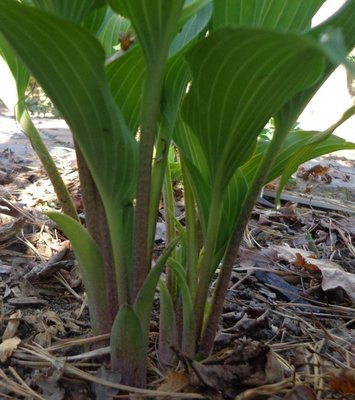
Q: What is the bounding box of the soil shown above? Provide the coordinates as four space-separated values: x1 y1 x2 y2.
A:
0 104 355 399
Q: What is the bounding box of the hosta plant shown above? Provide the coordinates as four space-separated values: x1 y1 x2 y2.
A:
1 0 355 392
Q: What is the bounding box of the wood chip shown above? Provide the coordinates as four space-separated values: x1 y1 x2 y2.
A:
7 297 48 307
24 248 70 281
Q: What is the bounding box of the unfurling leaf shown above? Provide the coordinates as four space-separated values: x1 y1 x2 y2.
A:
110 304 146 387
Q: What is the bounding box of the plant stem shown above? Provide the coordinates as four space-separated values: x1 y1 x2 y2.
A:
106 206 131 306
193 189 223 342
147 126 171 267
163 162 177 296
16 102 79 221
199 121 295 355
181 158 199 299
131 64 167 302
75 143 118 327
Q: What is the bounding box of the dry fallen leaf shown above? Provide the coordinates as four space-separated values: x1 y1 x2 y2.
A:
178 339 283 399
314 259 355 303
298 164 330 181
43 311 65 335
238 247 278 269
0 336 21 362
294 252 319 272
328 368 355 394
274 245 317 266
274 245 355 303
34 325 58 347
158 371 190 395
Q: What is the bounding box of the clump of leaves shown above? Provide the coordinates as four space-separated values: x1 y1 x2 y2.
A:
1 0 355 391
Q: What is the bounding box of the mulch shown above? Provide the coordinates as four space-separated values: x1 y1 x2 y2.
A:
0 144 354 399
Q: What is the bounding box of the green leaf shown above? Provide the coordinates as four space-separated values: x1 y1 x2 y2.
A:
0 35 29 112
317 29 355 73
180 0 212 27
168 147 182 181
106 1 202 136
175 124 211 235
83 4 108 35
47 212 110 334
311 0 355 52
0 1 137 211
275 0 355 133
32 0 105 23
241 129 355 185
213 0 325 32
216 169 249 255
174 116 209 191
106 47 145 133
161 62 189 139
110 304 146 387
182 27 325 191
109 0 184 68
134 238 180 341
169 1 211 58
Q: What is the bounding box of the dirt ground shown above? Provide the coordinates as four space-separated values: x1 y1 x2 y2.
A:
0 101 355 399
